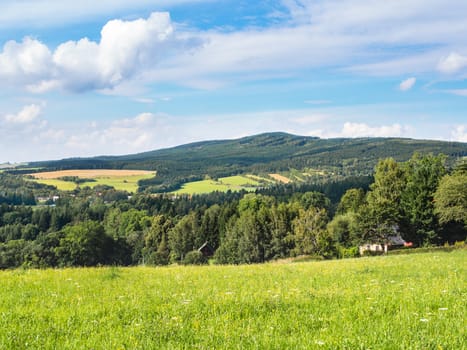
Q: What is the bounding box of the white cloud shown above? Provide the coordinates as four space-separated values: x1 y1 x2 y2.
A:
0 37 52 83
1 1 467 91
437 52 467 74
0 103 461 163
313 122 405 138
399 77 416 91
3 104 42 124
0 12 201 93
341 122 403 137
451 125 467 142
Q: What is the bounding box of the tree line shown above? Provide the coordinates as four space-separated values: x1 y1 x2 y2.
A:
0 154 465 268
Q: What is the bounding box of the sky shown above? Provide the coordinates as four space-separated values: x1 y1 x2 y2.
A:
0 0 466 163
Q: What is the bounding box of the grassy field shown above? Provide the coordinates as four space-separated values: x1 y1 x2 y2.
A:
0 251 465 349
30 178 77 191
173 175 263 194
28 169 155 192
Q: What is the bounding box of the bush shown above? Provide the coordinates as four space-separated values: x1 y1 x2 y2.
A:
337 246 359 258
146 251 170 266
182 251 207 265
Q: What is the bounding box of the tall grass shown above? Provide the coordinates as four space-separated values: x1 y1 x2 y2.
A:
0 251 465 349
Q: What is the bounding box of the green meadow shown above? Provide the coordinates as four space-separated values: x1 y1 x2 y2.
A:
80 174 155 192
1 251 465 349
173 175 263 194
32 178 77 191
31 174 155 193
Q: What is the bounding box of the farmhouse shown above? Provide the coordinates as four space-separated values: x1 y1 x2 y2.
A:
198 241 214 257
359 235 408 255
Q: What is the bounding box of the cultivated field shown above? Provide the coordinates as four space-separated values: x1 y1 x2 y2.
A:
173 175 263 194
0 251 465 349
28 169 155 192
269 173 292 183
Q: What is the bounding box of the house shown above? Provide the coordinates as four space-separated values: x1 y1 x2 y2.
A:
197 241 214 257
359 235 409 255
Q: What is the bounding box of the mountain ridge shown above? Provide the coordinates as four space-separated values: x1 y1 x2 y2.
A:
25 132 467 192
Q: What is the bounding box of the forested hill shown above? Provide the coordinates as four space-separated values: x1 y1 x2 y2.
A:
26 132 467 191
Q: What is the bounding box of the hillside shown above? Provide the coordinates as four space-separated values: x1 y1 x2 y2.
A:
25 132 467 192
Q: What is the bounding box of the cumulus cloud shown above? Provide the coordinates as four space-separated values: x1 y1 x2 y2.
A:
0 37 52 83
0 12 200 93
312 122 405 138
340 122 403 137
3 104 42 124
2 1 467 92
437 52 467 74
451 125 467 142
399 77 416 91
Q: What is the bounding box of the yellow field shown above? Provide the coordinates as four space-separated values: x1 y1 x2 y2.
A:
28 169 155 192
269 173 291 183
30 169 153 179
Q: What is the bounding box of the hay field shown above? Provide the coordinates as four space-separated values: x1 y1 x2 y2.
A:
269 173 292 183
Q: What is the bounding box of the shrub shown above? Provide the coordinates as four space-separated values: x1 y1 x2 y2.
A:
338 246 359 258
182 251 207 265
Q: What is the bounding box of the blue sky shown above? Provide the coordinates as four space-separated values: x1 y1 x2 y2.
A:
1 0 466 163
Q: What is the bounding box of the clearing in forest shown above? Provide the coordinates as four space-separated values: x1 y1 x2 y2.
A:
28 169 155 192
269 173 291 183
173 175 264 194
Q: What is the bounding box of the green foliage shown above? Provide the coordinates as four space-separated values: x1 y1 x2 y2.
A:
182 250 207 265
168 212 202 262
327 212 359 247
336 245 359 258
1 151 466 269
365 158 406 240
434 171 467 227
292 207 333 257
336 188 365 215
26 132 467 193
54 221 113 267
401 153 446 245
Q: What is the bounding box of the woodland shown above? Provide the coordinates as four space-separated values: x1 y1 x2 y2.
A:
1 151 465 268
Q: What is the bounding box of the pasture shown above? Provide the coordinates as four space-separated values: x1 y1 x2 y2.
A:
173 175 263 194
0 250 465 349
28 169 155 193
